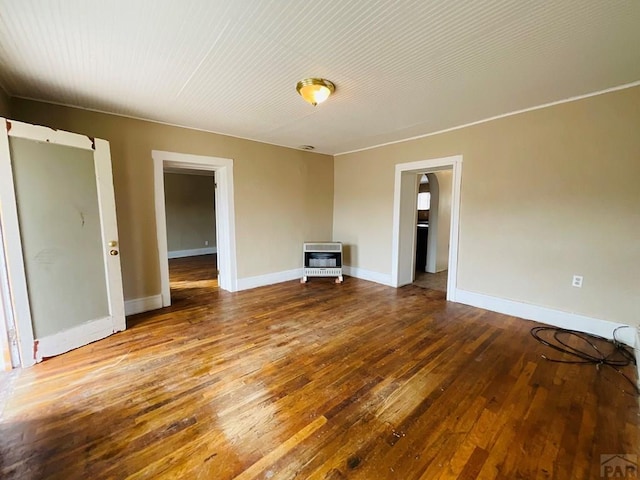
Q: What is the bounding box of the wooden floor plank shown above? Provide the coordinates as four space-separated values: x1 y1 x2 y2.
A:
0 255 637 479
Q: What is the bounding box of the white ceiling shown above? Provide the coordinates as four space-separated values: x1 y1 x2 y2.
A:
0 1 639 155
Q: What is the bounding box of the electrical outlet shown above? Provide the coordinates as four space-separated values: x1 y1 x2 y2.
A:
572 275 583 288
205 240 209 246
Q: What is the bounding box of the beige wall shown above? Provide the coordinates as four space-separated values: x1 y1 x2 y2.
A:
9 87 639 328
164 173 216 253
11 99 334 300
334 86 640 327
0 87 10 117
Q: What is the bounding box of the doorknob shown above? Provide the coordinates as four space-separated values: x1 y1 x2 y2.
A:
109 249 119 256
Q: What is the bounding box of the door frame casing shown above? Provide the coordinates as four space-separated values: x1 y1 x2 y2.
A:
391 155 463 300
0 118 125 367
0 218 19 369
152 150 238 305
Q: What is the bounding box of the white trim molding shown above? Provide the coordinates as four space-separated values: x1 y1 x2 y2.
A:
236 269 303 291
13 81 640 158
391 155 463 302
335 81 640 156
455 289 636 347
342 265 393 286
167 247 217 259
124 295 163 316
153 150 238 307
0 218 19 369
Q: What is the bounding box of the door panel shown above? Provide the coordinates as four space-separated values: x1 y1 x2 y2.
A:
10 138 110 338
0 119 125 366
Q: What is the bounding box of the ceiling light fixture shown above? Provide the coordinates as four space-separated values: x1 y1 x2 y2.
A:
296 78 335 106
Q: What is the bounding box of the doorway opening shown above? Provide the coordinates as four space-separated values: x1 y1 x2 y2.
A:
413 171 452 293
153 150 238 306
391 155 462 302
163 170 218 303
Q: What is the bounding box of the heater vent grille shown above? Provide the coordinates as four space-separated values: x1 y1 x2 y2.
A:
304 268 342 277
304 243 341 252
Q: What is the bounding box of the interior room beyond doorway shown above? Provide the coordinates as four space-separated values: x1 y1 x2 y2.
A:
163 170 218 302
169 254 218 305
413 170 452 293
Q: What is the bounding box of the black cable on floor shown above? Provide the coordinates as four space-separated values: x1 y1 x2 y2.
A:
530 326 639 396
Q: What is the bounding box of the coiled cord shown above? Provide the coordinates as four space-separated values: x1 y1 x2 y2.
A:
530 326 638 395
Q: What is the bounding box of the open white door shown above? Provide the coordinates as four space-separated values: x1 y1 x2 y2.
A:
0 118 125 367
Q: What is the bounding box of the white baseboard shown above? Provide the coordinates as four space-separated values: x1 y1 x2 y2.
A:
168 247 216 259
125 294 163 316
455 289 636 347
342 265 393 287
236 268 304 291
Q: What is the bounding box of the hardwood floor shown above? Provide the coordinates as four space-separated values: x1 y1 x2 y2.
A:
0 260 638 479
169 254 218 284
413 270 448 293
169 254 218 305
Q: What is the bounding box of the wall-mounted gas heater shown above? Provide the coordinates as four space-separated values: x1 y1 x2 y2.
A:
302 242 343 283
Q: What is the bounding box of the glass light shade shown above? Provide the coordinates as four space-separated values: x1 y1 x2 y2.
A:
296 78 335 106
